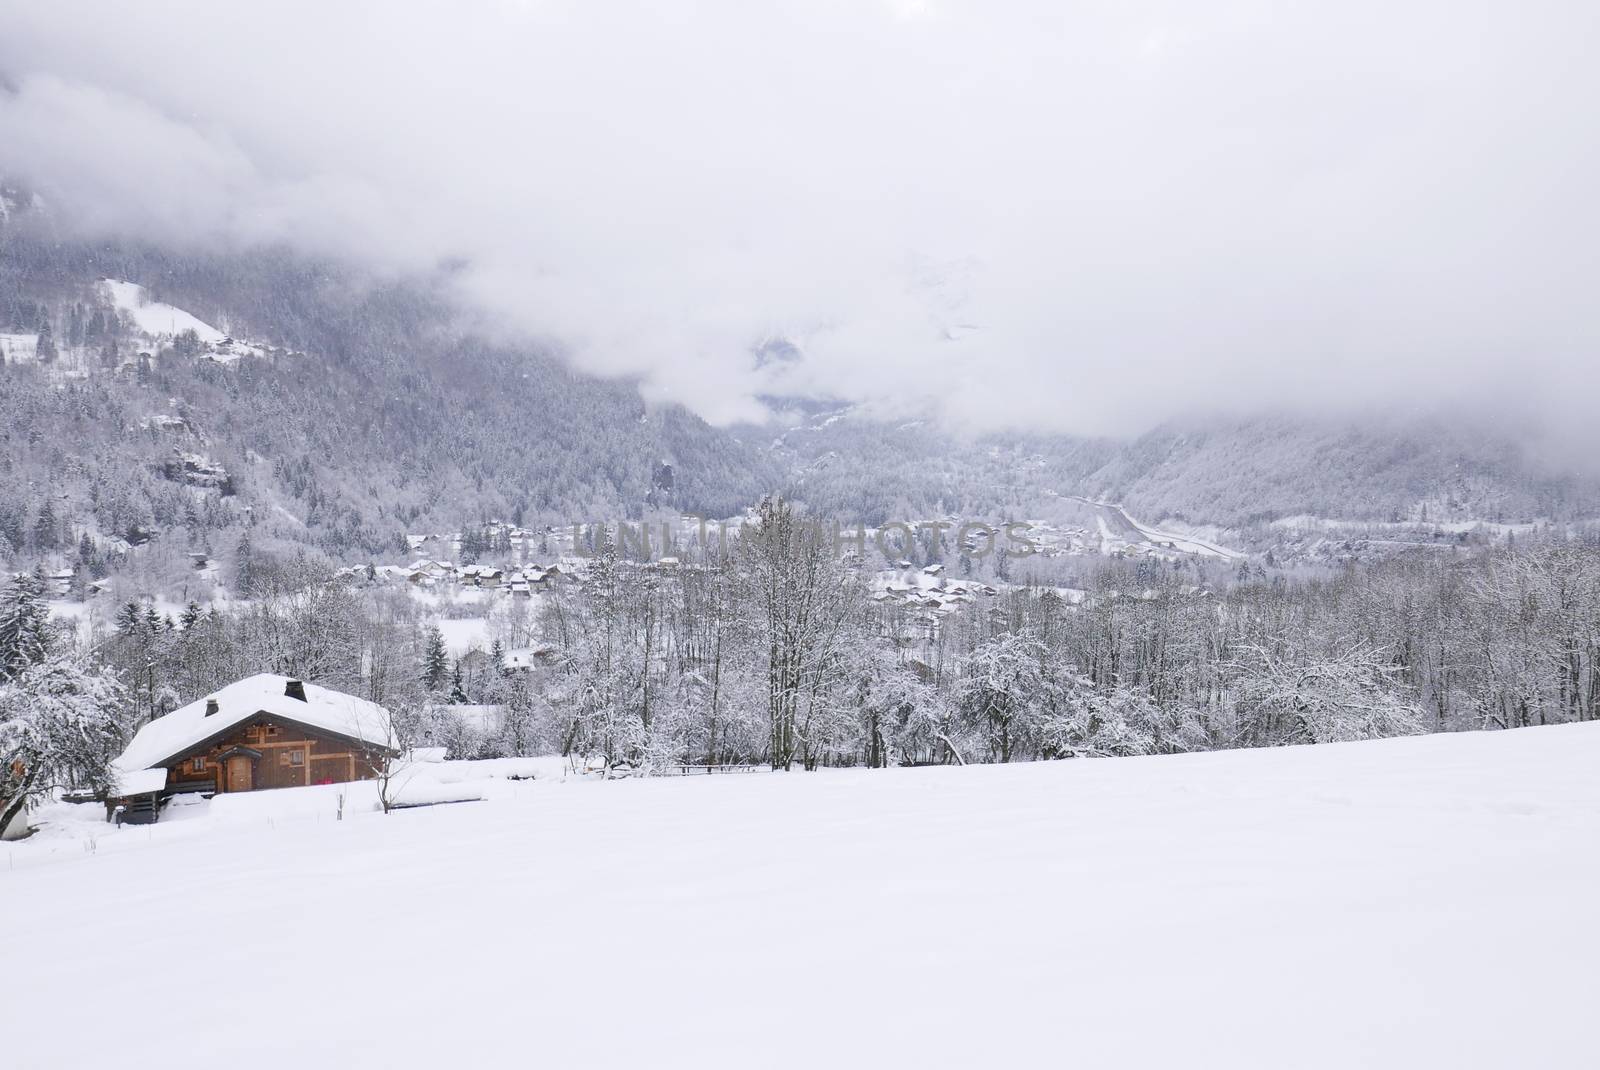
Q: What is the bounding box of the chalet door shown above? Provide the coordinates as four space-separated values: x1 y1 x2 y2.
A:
226 755 253 792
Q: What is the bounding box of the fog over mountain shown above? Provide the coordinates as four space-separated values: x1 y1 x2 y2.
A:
3 1 1597 438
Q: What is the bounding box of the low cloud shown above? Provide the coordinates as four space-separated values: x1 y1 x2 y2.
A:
3 1 1598 436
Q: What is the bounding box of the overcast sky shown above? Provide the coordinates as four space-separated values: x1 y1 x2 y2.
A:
1 1 1596 436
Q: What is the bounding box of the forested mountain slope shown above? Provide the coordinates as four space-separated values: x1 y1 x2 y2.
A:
1091 414 1600 527
0 191 783 567
757 405 1600 530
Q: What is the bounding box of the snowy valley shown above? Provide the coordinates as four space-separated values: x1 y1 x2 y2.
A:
6 5 1600 1066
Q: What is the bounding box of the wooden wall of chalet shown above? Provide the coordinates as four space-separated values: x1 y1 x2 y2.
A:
164 717 384 793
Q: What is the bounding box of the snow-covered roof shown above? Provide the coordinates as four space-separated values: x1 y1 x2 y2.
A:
113 673 395 774
112 767 169 795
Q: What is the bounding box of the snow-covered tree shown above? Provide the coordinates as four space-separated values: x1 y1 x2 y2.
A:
738 497 865 770
421 625 449 692
0 571 55 682
0 653 129 837
958 631 1049 763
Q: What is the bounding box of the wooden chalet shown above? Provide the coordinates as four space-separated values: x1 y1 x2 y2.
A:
108 674 398 823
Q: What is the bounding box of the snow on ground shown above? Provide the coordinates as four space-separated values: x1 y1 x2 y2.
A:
45 599 102 644
1057 493 1243 560
1094 511 1116 549
404 584 496 610
0 331 39 363
6 726 1600 1068
13 756 572 860
1125 513 1246 559
436 615 491 655
49 596 227 645
101 279 226 342
1092 497 1244 559
270 502 307 528
443 703 500 731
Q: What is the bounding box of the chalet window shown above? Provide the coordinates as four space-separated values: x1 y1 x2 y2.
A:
191 757 206 773
266 725 281 737
283 749 305 766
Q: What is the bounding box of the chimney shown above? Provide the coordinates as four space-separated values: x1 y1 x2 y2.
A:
284 679 307 702
204 698 219 717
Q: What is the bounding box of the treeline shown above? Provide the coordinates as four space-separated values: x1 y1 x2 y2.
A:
425 502 1600 768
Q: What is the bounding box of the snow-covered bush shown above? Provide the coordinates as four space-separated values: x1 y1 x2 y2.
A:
1227 641 1423 746
1039 682 1158 759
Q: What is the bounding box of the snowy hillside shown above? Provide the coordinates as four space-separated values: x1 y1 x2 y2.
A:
0 225 785 568
8 724 1599 1069
101 279 226 343
757 403 1600 537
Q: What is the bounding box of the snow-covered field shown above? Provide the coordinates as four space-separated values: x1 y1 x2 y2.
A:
435 614 492 655
6 726 1599 1068
102 279 226 343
